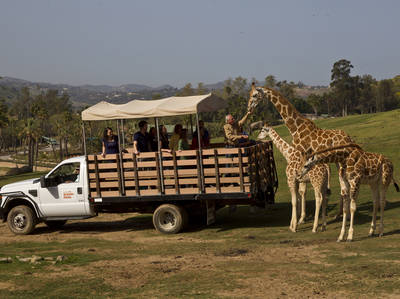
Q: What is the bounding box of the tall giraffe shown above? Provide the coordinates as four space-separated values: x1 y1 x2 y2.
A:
249 83 358 216
257 125 330 232
301 145 399 241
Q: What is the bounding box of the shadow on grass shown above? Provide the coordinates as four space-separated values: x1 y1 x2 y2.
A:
31 200 400 235
32 215 154 235
33 203 293 235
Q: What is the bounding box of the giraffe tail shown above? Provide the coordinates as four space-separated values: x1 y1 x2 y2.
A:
393 178 400 192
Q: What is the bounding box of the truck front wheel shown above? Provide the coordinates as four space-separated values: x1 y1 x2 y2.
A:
7 205 37 235
153 204 187 234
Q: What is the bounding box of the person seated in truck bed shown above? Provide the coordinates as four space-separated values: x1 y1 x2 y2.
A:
149 127 158 151
159 124 170 150
169 124 182 151
102 127 119 157
223 112 253 148
133 120 151 154
191 120 210 149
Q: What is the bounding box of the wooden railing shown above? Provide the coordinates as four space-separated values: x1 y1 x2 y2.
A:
87 141 275 198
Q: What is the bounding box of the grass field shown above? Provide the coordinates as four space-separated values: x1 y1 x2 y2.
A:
0 109 400 298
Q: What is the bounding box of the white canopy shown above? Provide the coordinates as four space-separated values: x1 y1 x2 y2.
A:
81 93 226 121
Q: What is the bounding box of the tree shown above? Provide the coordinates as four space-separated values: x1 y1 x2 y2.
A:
307 94 324 115
276 80 295 99
0 99 9 152
357 75 377 113
376 79 398 112
264 75 276 88
330 59 354 116
176 83 194 96
18 118 41 170
196 82 208 95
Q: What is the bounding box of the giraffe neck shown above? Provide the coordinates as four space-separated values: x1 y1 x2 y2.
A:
266 128 293 162
312 148 353 165
261 87 317 139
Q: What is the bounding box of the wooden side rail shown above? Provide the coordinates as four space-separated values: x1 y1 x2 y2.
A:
87 142 273 198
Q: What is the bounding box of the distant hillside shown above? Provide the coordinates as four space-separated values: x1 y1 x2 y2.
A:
0 76 329 108
294 86 330 98
0 76 178 107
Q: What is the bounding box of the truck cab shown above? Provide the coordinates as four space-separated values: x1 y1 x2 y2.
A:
0 156 95 235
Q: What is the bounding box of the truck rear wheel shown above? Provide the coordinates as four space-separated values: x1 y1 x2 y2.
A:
153 204 187 234
7 205 37 235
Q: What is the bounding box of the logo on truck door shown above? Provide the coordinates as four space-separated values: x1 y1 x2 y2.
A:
63 191 74 199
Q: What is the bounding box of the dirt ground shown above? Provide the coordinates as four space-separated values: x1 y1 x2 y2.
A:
0 161 52 176
2 212 397 298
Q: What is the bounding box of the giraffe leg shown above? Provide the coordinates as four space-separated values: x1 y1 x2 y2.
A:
312 189 322 233
347 199 357 242
321 191 328 232
326 164 332 195
337 181 350 242
288 184 298 232
298 182 307 225
368 185 379 237
347 180 360 242
379 185 388 237
337 196 348 242
335 164 346 220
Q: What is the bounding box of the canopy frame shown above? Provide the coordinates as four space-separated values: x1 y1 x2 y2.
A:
82 93 227 194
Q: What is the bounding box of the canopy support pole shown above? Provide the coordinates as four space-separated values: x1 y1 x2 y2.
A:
196 113 204 193
82 122 87 156
116 120 121 151
121 119 125 149
190 115 193 137
155 117 165 194
116 120 125 195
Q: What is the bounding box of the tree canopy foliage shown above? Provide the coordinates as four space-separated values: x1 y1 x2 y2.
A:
0 59 399 165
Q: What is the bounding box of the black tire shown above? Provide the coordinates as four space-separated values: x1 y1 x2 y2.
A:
153 204 187 234
7 205 37 235
44 220 67 229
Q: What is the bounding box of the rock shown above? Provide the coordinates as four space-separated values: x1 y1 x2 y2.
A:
17 257 32 263
30 256 43 263
0 257 12 263
56 255 66 263
44 257 54 261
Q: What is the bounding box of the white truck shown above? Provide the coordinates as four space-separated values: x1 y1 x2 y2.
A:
0 141 277 235
0 156 94 235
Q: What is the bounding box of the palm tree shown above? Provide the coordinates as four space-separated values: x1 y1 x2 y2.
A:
18 118 41 171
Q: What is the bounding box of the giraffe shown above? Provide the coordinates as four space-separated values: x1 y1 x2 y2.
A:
257 125 330 232
301 145 399 241
248 83 359 219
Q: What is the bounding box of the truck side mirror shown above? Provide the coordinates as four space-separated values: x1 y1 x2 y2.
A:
40 176 47 188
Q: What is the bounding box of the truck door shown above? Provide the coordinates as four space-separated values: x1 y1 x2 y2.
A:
39 162 88 217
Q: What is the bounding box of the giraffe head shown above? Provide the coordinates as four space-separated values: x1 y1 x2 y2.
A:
248 82 268 111
257 124 271 140
299 155 318 179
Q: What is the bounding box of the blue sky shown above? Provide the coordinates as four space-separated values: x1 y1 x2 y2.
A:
1 0 399 87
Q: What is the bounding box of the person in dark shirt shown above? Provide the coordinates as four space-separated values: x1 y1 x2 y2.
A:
102 127 119 157
159 125 169 150
149 127 158 152
191 120 210 149
133 120 151 154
